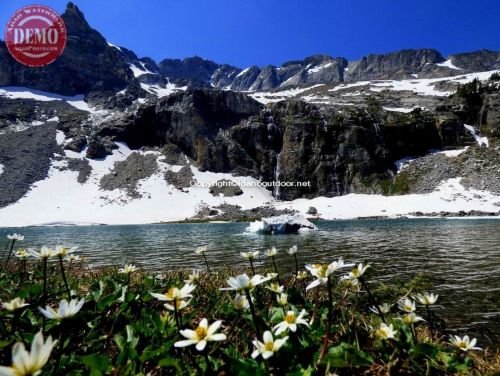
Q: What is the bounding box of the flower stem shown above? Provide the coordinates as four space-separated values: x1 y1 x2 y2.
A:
59 255 71 300
3 239 16 267
202 253 211 273
244 288 261 338
42 257 48 331
293 254 299 275
249 259 255 275
426 305 434 334
319 275 333 362
410 324 417 343
271 256 281 285
359 277 386 324
173 300 181 331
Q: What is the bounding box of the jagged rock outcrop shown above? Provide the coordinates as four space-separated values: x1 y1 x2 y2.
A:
158 57 220 87
450 49 500 71
346 49 445 81
480 93 500 137
0 2 133 95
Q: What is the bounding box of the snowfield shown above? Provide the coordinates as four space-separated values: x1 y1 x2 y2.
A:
329 70 500 97
0 138 274 227
275 178 500 220
0 135 498 227
0 87 97 113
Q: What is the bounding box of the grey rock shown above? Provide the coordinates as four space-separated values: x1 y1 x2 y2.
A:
209 180 243 197
0 123 58 208
100 153 158 198
164 165 194 190
66 158 92 183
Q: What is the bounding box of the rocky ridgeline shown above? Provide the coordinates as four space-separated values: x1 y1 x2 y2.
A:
0 3 499 96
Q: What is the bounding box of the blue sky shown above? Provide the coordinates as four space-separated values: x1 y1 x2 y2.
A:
1 0 499 68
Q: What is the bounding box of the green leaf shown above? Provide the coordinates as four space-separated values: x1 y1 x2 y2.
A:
227 358 266 376
326 342 374 368
158 357 183 373
410 343 439 358
79 354 112 376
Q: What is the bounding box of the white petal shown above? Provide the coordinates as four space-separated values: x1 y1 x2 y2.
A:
179 329 197 340
209 333 226 342
262 351 274 359
150 292 168 301
263 331 273 343
274 337 288 350
306 279 321 290
196 340 207 351
199 318 208 329
174 339 197 348
0 366 15 376
274 324 286 336
207 320 222 336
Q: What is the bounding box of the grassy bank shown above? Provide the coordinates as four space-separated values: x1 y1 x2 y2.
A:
0 243 498 375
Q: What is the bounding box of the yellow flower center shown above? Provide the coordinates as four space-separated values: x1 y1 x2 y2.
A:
314 264 328 278
285 312 296 324
264 341 274 351
195 326 208 340
166 287 178 300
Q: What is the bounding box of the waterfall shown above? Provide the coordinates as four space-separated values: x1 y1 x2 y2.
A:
373 122 381 136
274 152 282 200
333 161 341 196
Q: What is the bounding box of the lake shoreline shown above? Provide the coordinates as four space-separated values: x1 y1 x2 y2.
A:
1 210 500 228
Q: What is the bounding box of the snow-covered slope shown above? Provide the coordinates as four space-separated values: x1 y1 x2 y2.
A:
0 138 274 227
0 133 498 227
246 70 499 105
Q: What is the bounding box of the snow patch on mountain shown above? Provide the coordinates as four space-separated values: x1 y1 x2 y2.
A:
329 70 500 97
250 84 325 104
129 63 153 78
383 107 423 113
106 42 122 52
464 124 489 147
307 62 333 74
140 83 186 97
436 59 462 70
0 87 97 112
235 67 251 78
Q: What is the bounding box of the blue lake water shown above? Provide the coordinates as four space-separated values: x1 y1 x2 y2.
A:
1 218 499 347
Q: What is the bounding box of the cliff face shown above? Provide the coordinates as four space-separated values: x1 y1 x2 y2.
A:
71 89 480 200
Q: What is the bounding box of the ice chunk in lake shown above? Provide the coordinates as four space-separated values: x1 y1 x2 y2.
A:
246 214 318 234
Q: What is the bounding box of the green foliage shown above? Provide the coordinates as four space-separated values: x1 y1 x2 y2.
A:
380 173 411 195
0 255 489 375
